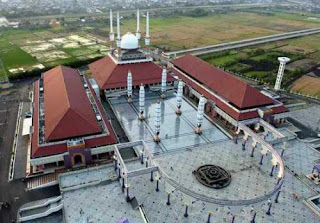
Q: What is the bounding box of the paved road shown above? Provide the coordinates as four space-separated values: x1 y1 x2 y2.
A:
0 79 60 222
165 28 320 57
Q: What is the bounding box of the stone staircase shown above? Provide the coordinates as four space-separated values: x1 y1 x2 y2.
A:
26 172 59 191
18 196 63 222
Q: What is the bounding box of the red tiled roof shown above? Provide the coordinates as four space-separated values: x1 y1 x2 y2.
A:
44 66 101 141
271 105 288 114
31 81 69 157
89 56 175 89
171 55 274 109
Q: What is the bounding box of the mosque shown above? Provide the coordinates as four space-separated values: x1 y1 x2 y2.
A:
27 8 289 175
18 9 320 223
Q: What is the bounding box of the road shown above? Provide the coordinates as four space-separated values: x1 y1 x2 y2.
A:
164 28 320 57
0 79 60 222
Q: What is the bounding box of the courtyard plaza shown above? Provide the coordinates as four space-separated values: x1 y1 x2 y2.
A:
109 91 229 155
56 91 320 222
60 142 319 223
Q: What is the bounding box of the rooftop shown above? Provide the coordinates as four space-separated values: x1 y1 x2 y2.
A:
43 66 101 141
89 55 175 90
171 54 275 109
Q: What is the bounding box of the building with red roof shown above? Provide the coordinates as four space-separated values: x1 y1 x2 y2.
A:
89 55 174 91
169 54 288 126
89 30 175 96
30 65 117 174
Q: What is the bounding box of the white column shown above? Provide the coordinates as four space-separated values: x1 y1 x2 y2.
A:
116 11 121 48
127 71 132 102
145 11 150 46
274 57 290 91
109 9 114 42
136 9 141 40
195 96 207 134
161 68 167 98
139 84 145 120
154 101 161 142
176 80 183 115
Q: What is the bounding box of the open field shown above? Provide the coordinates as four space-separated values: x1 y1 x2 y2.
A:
117 10 320 51
291 75 320 98
1 8 320 81
202 33 320 89
0 28 108 80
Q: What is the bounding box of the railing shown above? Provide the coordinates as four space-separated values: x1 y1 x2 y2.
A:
158 164 283 206
8 102 23 181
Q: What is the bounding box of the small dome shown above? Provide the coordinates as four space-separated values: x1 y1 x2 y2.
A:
121 32 139 50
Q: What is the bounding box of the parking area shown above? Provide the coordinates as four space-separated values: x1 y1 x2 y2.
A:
109 91 229 155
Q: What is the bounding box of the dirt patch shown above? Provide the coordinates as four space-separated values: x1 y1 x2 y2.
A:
291 75 320 96
286 58 318 71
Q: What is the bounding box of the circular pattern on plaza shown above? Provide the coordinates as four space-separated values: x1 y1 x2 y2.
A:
193 165 231 189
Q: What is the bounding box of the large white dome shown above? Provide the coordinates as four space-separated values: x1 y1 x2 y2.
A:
121 32 139 50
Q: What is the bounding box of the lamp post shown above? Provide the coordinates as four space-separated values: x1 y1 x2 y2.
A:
250 211 256 223
270 155 277 177
155 176 160 192
166 191 171 205
231 214 235 223
118 167 121 179
275 190 281 203
126 183 130 202
280 142 287 157
113 155 117 171
242 140 246 151
266 199 272 215
184 203 189 217
207 211 212 223
140 149 144 164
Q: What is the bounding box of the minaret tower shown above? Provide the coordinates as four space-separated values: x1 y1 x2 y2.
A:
109 9 115 50
136 9 141 41
274 57 290 91
116 11 121 60
145 11 150 46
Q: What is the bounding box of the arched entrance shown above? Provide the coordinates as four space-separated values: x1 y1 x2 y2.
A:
74 154 83 165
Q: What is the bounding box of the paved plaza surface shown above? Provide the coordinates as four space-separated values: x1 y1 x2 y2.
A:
56 92 320 223
60 145 319 223
290 105 320 133
110 92 229 155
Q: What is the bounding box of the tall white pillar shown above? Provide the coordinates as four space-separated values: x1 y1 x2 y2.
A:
136 9 141 40
127 71 132 102
161 68 167 98
109 9 114 42
274 57 290 91
139 84 145 120
145 11 150 46
176 80 183 115
116 11 121 48
154 101 161 142
195 96 207 134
